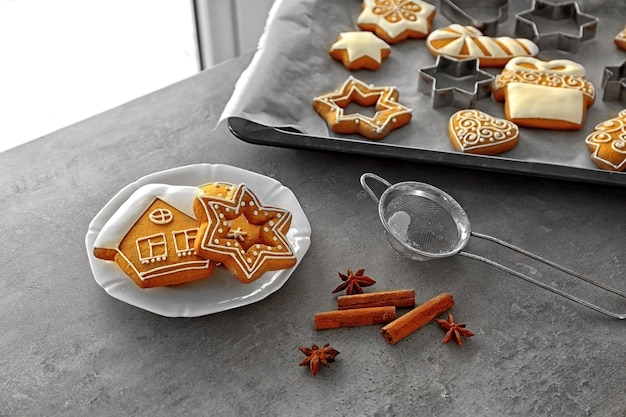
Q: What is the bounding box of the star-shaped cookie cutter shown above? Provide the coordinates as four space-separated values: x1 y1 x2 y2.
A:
440 0 509 36
602 61 626 102
515 0 598 53
418 55 494 108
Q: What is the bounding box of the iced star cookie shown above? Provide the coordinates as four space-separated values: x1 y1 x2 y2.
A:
585 109 626 172
93 184 216 288
193 183 297 284
615 26 626 51
312 75 412 140
426 24 539 68
493 57 595 130
329 31 391 70
357 0 436 44
448 109 519 155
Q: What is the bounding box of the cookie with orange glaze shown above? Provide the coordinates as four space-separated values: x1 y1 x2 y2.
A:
357 0 436 44
193 183 297 284
585 109 626 172
329 31 391 70
312 75 412 140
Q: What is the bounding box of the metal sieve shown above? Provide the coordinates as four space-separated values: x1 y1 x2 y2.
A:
361 173 625 319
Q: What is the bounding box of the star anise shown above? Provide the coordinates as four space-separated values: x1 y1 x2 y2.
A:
332 268 376 295
435 311 474 346
298 343 340 376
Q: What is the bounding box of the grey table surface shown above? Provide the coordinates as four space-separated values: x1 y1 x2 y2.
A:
1 53 625 417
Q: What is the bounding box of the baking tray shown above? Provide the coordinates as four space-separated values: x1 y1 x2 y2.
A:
224 0 626 186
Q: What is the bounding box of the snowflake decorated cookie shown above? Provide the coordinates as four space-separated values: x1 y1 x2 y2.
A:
357 0 436 44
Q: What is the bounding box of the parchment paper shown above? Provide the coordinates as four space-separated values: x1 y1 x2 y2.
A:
220 0 626 178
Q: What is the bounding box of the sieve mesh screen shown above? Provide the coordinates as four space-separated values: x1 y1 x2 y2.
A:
383 193 460 255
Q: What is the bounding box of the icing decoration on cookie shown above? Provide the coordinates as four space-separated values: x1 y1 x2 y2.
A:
312 75 412 140
615 26 626 51
493 57 595 130
93 184 216 288
357 0 437 44
585 109 626 172
194 184 297 284
448 109 519 155
426 24 539 67
329 31 391 70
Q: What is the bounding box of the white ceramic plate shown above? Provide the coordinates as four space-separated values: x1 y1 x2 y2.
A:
85 164 311 317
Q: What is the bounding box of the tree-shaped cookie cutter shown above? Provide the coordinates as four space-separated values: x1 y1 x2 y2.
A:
418 55 494 108
440 0 509 36
515 0 598 53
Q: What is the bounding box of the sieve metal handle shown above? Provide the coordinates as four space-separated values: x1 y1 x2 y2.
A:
459 232 626 320
361 173 391 203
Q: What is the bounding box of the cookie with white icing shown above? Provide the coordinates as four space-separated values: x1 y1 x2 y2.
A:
448 109 519 155
426 24 539 67
329 31 391 70
312 75 413 140
493 57 595 130
193 183 297 284
357 0 436 44
93 184 217 288
585 109 626 172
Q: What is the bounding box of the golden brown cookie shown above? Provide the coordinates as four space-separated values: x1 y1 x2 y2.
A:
585 109 626 172
312 76 412 140
426 24 539 68
356 0 436 44
448 109 520 155
493 57 595 130
614 26 626 51
193 183 297 284
93 184 216 288
329 31 391 70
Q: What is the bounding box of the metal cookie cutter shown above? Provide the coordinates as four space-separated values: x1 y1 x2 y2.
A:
418 55 494 109
601 61 626 102
515 0 599 53
360 173 626 319
440 0 509 36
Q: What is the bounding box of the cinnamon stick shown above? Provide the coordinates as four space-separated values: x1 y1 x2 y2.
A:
314 306 397 330
337 290 415 310
380 292 454 345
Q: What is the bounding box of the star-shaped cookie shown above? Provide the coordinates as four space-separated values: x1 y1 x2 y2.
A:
329 31 390 70
357 0 436 44
313 75 412 140
193 184 296 283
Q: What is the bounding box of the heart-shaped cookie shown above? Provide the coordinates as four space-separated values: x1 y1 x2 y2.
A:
448 109 519 155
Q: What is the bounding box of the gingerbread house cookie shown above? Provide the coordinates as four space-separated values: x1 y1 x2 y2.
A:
493 57 595 130
93 184 216 288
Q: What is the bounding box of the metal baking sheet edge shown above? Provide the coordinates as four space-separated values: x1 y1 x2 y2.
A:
228 117 626 187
